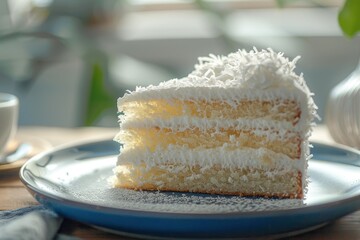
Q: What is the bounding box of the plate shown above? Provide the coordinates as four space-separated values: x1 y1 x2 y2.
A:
20 140 360 239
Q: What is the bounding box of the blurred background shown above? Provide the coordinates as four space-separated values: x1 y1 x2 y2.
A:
1 0 359 127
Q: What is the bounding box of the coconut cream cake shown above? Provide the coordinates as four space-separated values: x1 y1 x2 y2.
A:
113 48 317 199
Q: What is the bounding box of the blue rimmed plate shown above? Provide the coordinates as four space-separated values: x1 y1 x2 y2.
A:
20 140 360 239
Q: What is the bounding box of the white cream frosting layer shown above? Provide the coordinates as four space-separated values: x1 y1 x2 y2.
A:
117 146 305 172
117 117 303 140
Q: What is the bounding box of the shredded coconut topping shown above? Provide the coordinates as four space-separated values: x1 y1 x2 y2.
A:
188 48 301 89
134 48 307 93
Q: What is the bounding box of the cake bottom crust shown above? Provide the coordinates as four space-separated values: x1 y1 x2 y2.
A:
113 163 303 199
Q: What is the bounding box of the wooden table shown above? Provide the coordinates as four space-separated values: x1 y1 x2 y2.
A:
1 126 360 239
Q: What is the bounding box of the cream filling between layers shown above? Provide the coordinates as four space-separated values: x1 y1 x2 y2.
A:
117 145 306 172
118 117 306 138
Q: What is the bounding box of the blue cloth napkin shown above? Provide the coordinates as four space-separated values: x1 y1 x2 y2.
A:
0 205 79 240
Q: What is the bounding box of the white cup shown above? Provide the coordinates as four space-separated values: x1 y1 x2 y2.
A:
0 93 18 158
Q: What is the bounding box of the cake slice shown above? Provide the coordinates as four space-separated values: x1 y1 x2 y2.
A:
113 48 317 199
